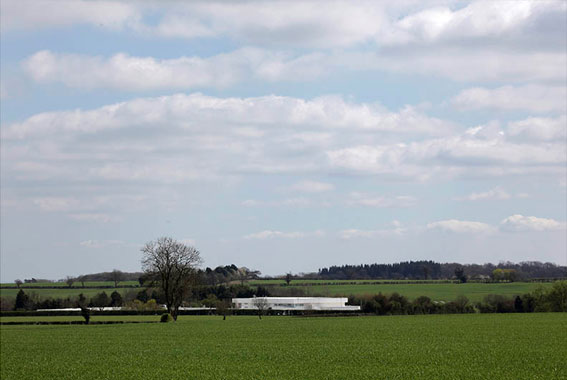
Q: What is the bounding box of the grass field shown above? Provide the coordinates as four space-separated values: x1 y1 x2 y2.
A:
0 287 135 299
256 281 552 302
248 279 458 285
0 315 162 323
1 281 553 302
0 281 140 288
1 313 565 379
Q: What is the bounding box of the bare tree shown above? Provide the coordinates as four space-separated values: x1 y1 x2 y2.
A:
65 276 74 288
141 237 202 321
110 269 123 288
77 275 86 288
216 299 230 321
237 267 261 285
252 297 269 319
14 279 22 288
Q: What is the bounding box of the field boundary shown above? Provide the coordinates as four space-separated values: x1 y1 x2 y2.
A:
0 320 159 325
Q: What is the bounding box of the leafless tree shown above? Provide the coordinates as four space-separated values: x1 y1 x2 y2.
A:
253 297 269 319
14 279 22 288
216 299 230 320
77 275 86 288
65 276 74 288
141 237 202 321
110 269 123 288
237 267 261 285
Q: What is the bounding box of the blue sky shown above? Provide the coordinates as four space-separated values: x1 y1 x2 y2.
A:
1 0 566 281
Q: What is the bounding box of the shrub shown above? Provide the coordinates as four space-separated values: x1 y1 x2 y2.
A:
160 313 173 323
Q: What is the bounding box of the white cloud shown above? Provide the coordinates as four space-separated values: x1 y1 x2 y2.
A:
387 1 565 46
339 225 407 239
427 219 494 233
370 49 566 83
507 115 567 142
1 0 140 32
4 93 452 140
454 187 533 202
347 192 417 208
452 85 567 113
3 93 564 192
455 187 511 201
327 122 566 178
17 1 566 93
68 213 117 223
243 230 325 240
23 48 567 92
289 180 334 193
241 198 316 208
8 1 563 50
500 215 566 232
23 49 287 91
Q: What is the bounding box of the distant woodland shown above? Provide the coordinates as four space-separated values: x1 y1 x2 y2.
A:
14 260 566 286
316 261 567 281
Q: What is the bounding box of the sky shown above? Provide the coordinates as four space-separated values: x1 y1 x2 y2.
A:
1 0 566 282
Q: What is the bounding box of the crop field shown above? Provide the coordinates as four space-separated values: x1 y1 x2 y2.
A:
0 315 161 323
254 281 552 302
1 313 565 379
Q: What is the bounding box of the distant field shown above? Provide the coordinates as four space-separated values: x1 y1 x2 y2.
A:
1 314 565 379
249 279 457 285
1 281 553 302
252 281 552 302
0 281 139 288
0 287 135 299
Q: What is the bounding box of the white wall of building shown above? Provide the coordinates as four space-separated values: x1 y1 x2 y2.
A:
231 297 360 311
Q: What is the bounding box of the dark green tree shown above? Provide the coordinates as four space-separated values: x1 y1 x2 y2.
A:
454 266 467 283
77 293 90 324
14 289 30 310
90 292 110 307
110 291 123 307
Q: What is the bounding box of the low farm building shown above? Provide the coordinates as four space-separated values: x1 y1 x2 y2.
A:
231 297 360 311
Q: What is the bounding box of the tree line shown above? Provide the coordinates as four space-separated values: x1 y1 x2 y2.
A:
4 238 566 320
350 280 567 315
317 261 566 280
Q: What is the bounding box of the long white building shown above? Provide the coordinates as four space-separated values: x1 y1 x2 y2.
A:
231 297 360 311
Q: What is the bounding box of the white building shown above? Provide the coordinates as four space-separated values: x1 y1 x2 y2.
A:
231 297 360 311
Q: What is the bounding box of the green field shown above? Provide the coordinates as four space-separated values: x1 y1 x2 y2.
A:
254 281 552 302
0 281 139 288
0 315 162 323
0 287 134 299
248 279 458 285
1 281 553 303
1 314 565 379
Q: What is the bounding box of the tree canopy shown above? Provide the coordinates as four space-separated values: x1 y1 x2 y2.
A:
141 237 202 320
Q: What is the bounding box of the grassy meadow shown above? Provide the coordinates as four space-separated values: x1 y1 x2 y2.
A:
0 281 139 288
1 280 554 302
252 280 552 302
0 287 134 299
1 313 565 379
